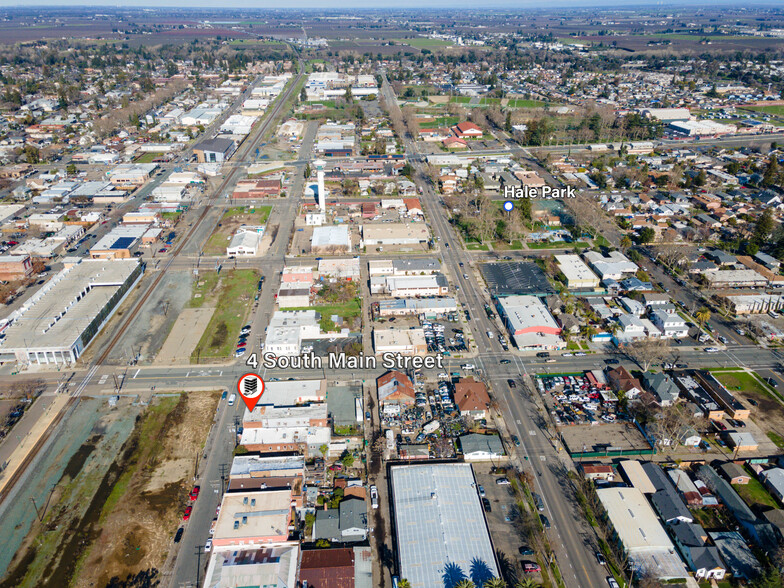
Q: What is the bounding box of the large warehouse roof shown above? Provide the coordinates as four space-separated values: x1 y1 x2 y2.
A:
1 259 140 354
391 463 499 588
596 487 689 580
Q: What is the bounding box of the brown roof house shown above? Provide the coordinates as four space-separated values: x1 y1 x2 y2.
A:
606 366 644 400
454 377 491 419
377 371 415 416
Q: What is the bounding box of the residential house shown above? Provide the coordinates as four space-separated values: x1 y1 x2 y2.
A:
453 378 491 419
670 522 726 580
641 372 680 407
719 462 751 485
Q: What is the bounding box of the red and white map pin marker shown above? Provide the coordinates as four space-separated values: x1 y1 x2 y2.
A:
237 373 265 412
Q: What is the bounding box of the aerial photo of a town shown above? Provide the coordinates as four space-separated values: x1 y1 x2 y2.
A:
2 1 784 587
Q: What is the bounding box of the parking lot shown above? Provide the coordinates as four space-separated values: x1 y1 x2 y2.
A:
422 318 469 355
474 466 543 585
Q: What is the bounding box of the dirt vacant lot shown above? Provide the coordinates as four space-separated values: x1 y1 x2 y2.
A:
0 392 219 588
74 391 219 588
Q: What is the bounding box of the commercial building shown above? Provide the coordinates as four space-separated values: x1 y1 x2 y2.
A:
373 328 427 355
311 225 351 254
369 258 442 277
617 460 656 494
211 489 294 549
219 114 257 136
372 274 449 297
390 463 499 588
583 250 638 281
202 544 299 588
0 254 33 281
89 225 147 259
497 295 564 350
193 137 236 163
360 223 430 247
318 257 360 279
239 414 331 456
277 283 310 308
233 179 282 199
0 259 142 364
721 294 784 315
375 297 457 318
459 433 504 460
555 254 600 290
257 379 327 407
704 270 767 288
105 163 157 189
264 310 323 356
229 455 305 481
227 230 262 257
596 487 690 580
669 120 736 137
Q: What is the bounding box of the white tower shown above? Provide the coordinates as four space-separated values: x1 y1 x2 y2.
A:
314 159 326 213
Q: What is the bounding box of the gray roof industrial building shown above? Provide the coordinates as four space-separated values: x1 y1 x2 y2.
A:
596 486 690 580
390 463 499 588
0 259 142 365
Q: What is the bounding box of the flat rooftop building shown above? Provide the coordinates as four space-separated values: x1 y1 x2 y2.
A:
597 486 690 580
391 463 499 588
202 544 298 588
90 225 148 259
373 328 427 355
311 225 351 253
0 259 142 364
555 254 600 290
212 489 294 549
497 295 564 350
360 223 430 246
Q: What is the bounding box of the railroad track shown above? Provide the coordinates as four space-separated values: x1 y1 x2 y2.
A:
90 62 305 370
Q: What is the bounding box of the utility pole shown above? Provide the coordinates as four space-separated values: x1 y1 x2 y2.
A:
194 544 203 587
219 463 228 493
30 497 42 522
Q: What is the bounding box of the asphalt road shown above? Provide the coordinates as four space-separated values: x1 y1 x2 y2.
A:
380 75 611 588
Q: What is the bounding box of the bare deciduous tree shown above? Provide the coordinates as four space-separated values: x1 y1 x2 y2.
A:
622 338 671 372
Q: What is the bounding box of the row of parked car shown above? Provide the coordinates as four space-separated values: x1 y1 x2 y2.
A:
235 324 252 357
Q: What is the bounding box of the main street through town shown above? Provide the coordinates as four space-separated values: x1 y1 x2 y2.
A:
4 66 784 588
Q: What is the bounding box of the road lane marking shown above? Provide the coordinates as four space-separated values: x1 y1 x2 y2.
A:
133 369 140 379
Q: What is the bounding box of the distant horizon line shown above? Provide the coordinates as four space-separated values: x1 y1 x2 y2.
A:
1 0 783 10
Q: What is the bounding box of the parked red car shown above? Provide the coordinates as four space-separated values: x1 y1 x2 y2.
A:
189 486 200 501
183 505 193 520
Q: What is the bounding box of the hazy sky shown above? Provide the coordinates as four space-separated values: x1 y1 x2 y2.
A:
0 0 768 8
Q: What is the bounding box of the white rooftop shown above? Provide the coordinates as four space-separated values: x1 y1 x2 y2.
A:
391 464 499 588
